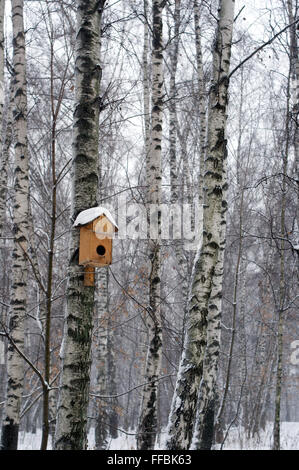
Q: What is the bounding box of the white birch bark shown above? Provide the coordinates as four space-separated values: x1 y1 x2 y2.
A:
0 0 9 238
94 268 109 450
0 0 3 143
166 0 191 337
54 0 104 450
143 0 151 166
250 278 271 436
215 194 244 441
48 388 57 448
287 0 299 237
194 0 207 205
0 80 14 419
191 185 227 450
165 0 235 450
169 0 180 206
137 0 164 450
0 82 14 238
273 66 290 453
106 300 118 438
1 0 29 450
238 255 248 432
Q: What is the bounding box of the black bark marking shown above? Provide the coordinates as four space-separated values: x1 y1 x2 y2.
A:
1 421 19 450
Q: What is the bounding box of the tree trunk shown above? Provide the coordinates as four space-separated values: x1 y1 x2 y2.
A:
168 0 180 206
273 64 290 452
106 297 118 439
0 81 14 430
194 0 207 205
1 0 29 450
137 0 164 451
54 0 105 450
0 0 5 236
165 0 235 450
0 0 3 142
143 0 151 166
215 189 244 438
191 207 226 449
94 268 109 450
287 0 299 202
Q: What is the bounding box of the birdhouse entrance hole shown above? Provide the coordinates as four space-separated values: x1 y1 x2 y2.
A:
96 245 106 256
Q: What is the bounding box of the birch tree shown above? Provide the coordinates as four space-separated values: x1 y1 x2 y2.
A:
166 0 235 450
137 0 165 451
1 0 29 450
287 0 299 186
168 0 180 207
273 46 291 455
54 0 105 450
143 0 150 165
40 3 73 449
194 0 207 205
191 190 227 450
94 269 109 450
0 0 5 230
0 81 14 240
0 0 3 143
0 0 6 431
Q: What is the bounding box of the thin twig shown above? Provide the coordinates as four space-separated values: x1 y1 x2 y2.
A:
229 18 299 78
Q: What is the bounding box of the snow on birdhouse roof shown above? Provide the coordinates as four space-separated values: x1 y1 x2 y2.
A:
73 206 118 229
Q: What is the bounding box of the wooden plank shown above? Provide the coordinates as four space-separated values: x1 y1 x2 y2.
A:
79 221 92 265
84 265 95 286
79 218 113 266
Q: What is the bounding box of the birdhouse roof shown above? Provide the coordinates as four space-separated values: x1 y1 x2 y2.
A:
73 206 118 229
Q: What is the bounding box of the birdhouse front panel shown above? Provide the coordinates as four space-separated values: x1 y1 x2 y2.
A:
78 217 113 267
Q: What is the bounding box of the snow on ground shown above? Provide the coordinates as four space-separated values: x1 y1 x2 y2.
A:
18 428 137 450
18 422 299 450
87 428 137 450
222 422 299 450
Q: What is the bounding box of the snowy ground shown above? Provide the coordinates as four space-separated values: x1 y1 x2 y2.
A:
222 422 299 450
18 422 299 450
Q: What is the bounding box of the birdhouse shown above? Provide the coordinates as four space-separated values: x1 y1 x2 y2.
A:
73 207 118 286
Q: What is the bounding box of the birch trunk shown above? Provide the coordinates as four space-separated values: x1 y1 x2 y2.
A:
0 0 5 235
287 0 299 181
0 82 14 238
191 105 230 449
0 0 3 147
287 0 299 259
54 0 104 450
143 0 151 165
169 0 180 206
194 0 207 204
238 256 248 433
273 65 290 452
40 19 63 448
167 0 191 338
48 388 57 448
1 0 29 450
137 0 164 450
0 81 14 421
94 268 109 450
165 0 235 450
191 194 227 450
106 302 118 439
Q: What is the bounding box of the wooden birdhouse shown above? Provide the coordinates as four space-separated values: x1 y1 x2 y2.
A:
73 207 118 286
